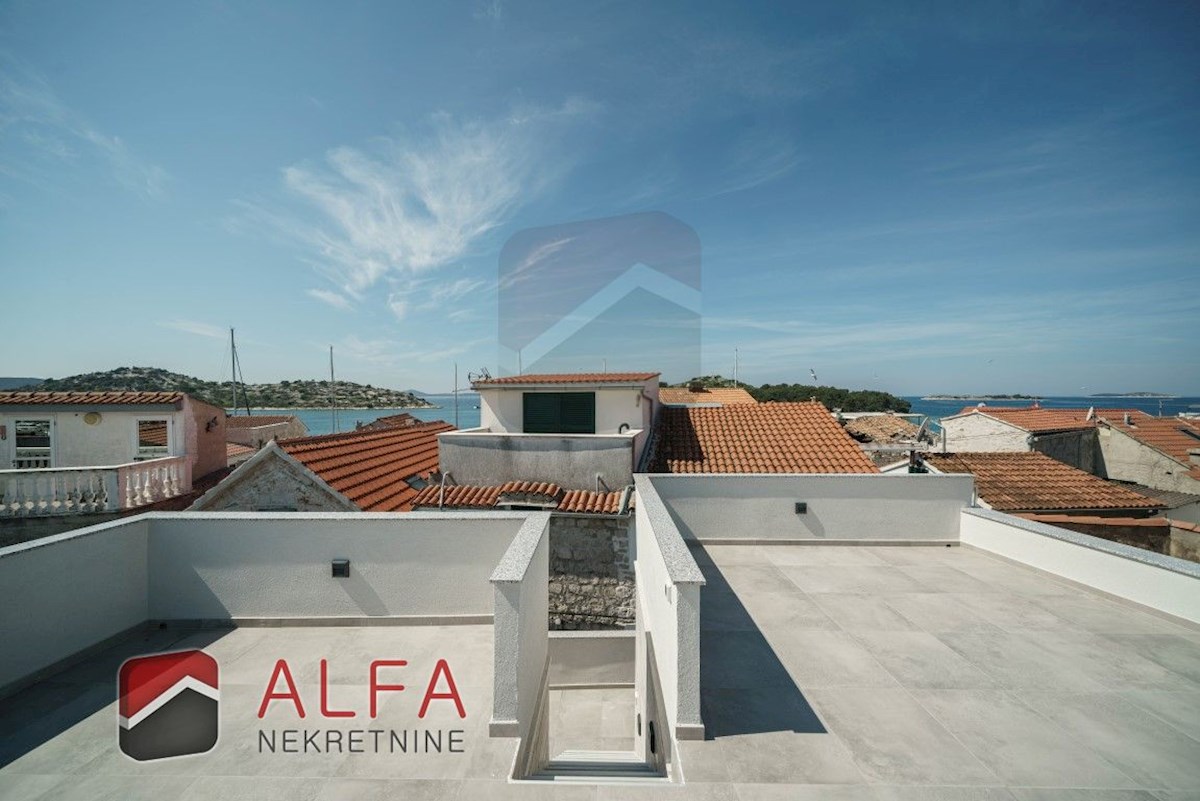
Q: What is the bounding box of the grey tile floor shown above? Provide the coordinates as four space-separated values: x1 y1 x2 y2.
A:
1 543 1198 800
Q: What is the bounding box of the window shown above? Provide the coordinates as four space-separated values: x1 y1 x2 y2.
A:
135 419 170 460
14 419 52 468
522 392 596 434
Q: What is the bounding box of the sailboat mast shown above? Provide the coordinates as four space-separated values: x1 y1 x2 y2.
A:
230 328 238 413
454 362 459 428
329 345 338 433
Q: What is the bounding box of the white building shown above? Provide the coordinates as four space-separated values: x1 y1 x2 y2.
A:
439 372 660 489
0 391 227 517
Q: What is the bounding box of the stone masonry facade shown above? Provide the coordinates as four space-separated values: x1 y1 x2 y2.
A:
548 514 634 630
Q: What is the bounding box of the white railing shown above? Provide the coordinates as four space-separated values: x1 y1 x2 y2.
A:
0 456 191 517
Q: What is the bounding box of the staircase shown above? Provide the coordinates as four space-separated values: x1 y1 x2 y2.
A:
528 750 668 784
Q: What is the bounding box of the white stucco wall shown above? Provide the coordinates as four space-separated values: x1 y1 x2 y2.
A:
0 517 150 691
439 430 638 488
960 508 1200 624
479 380 657 435
148 513 527 620
1 408 184 468
634 476 705 741
941 414 1030 452
1099 426 1200 494
490 514 550 738
648 474 975 542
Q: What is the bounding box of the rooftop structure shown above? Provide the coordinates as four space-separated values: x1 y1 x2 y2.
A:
844 413 923 443
649 401 879 474
1100 414 1200 492
192 421 453 512
658 386 757 405
1 472 1198 796
442 372 660 488
411 481 630 515
924 451 1163 515
224 414 308 451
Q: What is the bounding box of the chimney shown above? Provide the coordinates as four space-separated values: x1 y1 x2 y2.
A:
1124 412 1132 426
688 380 705 393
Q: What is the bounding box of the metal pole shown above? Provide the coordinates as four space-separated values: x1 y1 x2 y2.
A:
329 346 337 433
454 362 459 428
230 328 238 414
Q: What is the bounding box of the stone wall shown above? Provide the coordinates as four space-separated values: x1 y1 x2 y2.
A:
191 452 353 511
548 514 634 630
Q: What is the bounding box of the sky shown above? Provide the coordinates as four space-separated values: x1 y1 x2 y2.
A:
1 1 1198 395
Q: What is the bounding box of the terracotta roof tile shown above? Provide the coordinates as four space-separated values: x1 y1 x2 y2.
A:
1101 415 1200 479
356 413 419 430
409 482 628 515
473 372 659 386
225 415 297 428
923 451 1161 513
649 402 879 474
279 421 454 511
658 387 757 405
949 406 1144 434
844 414 922 443
0 391 184 406
226 442 256 458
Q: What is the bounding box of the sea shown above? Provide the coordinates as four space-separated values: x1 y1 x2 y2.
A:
241 393 1200 438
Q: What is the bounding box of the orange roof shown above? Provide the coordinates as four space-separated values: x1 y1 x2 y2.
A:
844 414 922 443
410 482 627 515
923 452 1161 513
649 402 879 474
1102 414 1200 479
949 406 1143 434
473 372 659 386
658 387 757 405
0 391 184 406
226 442 256 458
225 415 296 428
279 421 454 512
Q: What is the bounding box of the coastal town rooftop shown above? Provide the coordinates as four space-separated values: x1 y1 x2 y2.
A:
1 472 1198 799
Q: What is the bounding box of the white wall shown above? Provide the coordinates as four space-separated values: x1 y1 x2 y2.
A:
1099 426 1200 494
490 514 550 740
439 430 637 489
634 476 705 741
649 474 975 542
548 631 635 687
148 513 526 619
1 408 184 468
942 414 1030 452
0 517 149 691
960 508 1200 624
480 382 656 435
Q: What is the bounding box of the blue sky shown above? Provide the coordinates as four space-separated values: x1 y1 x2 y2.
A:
1 1 1197 394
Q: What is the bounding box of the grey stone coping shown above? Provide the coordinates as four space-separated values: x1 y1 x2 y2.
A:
548 629 635 639
489 512 553 583
633 476 705 585
964 507 1200 580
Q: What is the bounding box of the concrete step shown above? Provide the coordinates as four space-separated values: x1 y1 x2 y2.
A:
530 750 668 783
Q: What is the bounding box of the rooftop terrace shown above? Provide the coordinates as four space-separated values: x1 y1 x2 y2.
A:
1 474 1198 799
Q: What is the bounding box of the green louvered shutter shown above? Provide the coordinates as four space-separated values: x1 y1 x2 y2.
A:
522 392 595 434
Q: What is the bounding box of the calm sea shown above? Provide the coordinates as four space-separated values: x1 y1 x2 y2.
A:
240 393 1199 437
237 394 482 437
905 395 1200 425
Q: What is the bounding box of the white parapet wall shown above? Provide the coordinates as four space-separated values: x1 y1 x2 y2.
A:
634 475 705 742
0 511 537 694
961 508 1200 624
489 513 551 740
0 516 150 693
647 473 975 542
147 512 527 620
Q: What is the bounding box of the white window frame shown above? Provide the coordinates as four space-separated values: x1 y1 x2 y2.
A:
12 417 54 468
133 416 173 461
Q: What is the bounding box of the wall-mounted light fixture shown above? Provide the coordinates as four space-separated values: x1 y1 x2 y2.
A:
205 416 219 432
794 502 808 514
331 559 350 578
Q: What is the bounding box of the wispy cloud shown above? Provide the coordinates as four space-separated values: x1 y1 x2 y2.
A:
160 319 225 339
306 288 354 310
0 59 169 198
243 100 593 311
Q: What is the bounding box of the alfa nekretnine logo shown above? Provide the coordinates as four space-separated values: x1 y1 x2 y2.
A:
118 650 219 761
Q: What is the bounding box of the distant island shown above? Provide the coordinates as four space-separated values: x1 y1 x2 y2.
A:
1089 392 1177 398
922 394 1039 401
12 366 436 410
676 375 911 413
